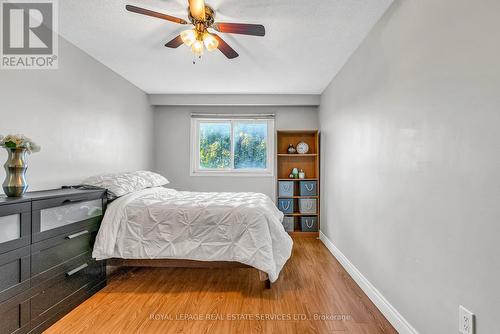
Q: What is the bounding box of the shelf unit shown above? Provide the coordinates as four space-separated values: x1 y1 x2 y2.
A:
277 154 318 157
276 130 320 237
277 178 318 181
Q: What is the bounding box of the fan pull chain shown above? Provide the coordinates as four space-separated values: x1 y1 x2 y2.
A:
192 55 202 65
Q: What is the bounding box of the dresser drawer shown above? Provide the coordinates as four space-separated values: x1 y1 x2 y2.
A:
31 222 100 281
32 193 104 242
0 291 30 334
29 280 106 334
0 246 30 303
30 253 105 325
0 203 31 255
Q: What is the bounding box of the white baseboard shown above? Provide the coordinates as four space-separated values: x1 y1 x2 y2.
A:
319 231 418 334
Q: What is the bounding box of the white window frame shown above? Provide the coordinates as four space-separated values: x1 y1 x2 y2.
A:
190 117 275 177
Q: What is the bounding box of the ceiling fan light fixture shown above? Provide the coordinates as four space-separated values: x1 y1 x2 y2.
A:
180 29 197 47
203 32 218 52
191 39 204 56
126 2 265 60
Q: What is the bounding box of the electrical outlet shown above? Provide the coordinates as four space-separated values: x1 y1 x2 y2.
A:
459 305 475 334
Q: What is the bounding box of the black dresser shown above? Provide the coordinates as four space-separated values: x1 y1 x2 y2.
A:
0 188 107 334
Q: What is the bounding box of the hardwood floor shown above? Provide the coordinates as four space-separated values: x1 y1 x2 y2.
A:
45 238 397 334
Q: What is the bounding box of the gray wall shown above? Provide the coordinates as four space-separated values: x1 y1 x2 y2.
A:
0 37 154 192
154 106 318 198
319 0 500 333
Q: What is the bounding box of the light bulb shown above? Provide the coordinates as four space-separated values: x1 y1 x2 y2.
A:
191 40 204 56
203 32 219 52
181 29 197 47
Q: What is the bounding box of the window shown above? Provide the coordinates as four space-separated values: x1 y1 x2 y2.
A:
191 117 274 176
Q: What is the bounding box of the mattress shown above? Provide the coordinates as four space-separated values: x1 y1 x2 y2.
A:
92 187 293 282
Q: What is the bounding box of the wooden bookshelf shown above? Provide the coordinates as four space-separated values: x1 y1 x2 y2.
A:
277 130 320 237
282 213 318 217
277 178 318 181
277 153 318 157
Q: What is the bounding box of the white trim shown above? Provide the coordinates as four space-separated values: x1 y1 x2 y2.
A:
230 120 235 170
190 118 275 177
319 231 419 334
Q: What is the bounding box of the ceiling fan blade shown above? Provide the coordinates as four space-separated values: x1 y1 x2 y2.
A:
188 0 205 20
165 35 184 48
213 34 239 59
126 5 188 25
212 23 265 37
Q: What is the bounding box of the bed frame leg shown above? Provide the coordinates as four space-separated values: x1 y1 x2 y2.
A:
258 270 271 289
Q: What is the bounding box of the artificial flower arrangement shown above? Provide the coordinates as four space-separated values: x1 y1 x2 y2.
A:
0 134 41 153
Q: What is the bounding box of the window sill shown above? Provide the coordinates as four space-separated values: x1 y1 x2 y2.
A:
190 171 274 177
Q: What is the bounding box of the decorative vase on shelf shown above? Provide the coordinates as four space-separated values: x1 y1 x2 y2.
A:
3 148 29 197
287 144 296 154
1 134 40 197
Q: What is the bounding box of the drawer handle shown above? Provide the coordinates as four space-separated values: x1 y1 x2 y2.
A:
66 263 88 277
66 230 89 239
62 198 84 205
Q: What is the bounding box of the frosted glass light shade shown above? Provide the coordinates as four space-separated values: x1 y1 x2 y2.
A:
203 33 219 52
181 29 197 47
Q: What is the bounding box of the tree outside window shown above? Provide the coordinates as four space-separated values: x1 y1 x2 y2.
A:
192 118 274 176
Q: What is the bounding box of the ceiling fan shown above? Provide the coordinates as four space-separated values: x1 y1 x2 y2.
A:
125 0 266 60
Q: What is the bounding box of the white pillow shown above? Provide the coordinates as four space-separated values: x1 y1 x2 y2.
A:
82 170 169 200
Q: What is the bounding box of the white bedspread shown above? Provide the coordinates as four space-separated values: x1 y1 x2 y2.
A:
93 187 293 282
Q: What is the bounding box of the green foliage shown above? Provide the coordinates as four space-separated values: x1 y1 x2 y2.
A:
199 122 267 170
199 124 231 168
5 141 17 149
234 131 267 169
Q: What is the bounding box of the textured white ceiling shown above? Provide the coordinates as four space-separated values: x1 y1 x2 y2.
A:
59 0 392 94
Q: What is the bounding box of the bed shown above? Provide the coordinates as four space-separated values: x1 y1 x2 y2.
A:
84 171 293 288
